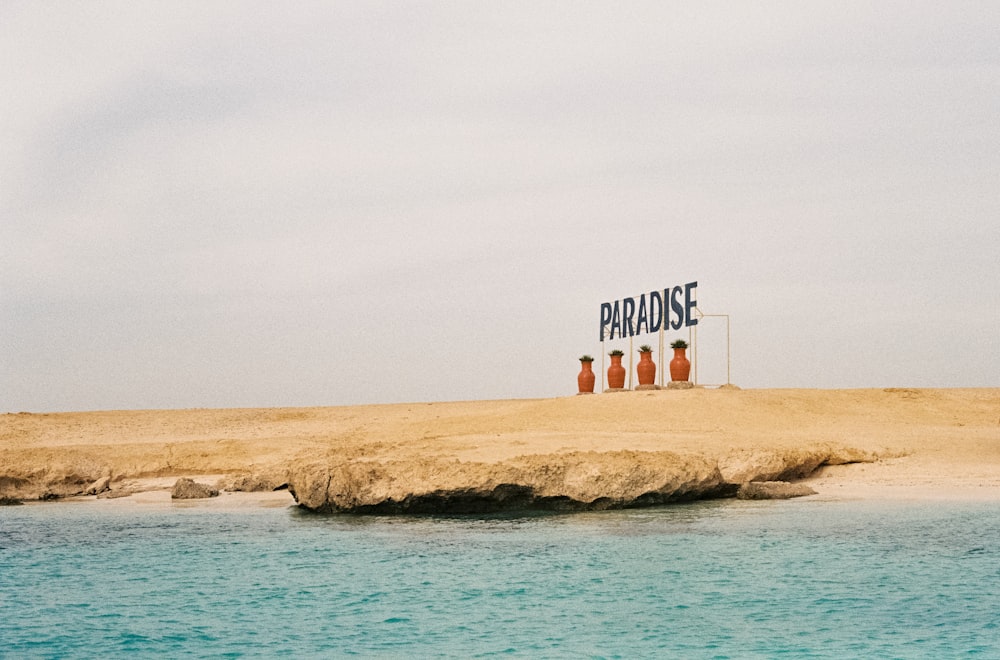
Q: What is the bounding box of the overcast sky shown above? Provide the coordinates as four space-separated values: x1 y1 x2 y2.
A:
2 2 998 412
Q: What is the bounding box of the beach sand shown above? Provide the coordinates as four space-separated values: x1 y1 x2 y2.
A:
2 388 997 509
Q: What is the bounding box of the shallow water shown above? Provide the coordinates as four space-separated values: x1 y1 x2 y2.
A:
2 498 998 657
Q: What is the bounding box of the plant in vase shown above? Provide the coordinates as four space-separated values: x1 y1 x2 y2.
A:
607 349 626 389
636 344 656 386
669 339 691 382
577 355 596 394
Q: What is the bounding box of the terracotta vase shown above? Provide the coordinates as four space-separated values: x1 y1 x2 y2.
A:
577 361 595 394
636 351 656 386
670 347 691 382
607 354 626 389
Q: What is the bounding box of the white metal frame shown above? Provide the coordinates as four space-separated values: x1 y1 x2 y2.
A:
690 309 731 387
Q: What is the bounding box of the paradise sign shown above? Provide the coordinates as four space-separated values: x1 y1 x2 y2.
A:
600 281 698 341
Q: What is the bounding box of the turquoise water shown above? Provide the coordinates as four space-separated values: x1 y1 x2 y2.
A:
2 498 998 658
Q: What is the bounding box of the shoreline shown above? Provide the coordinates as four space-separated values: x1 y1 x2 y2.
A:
10 477 1000 512
7 458 1000 511
9 460 1000 512
3 388 998 512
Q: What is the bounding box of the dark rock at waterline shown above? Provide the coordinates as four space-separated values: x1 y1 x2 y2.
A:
0 496 23 506
737 481 817 500
171 478 219 499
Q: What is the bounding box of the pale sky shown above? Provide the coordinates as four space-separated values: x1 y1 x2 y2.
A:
2 2 998 412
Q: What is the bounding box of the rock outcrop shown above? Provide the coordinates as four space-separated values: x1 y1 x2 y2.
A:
737 481 817 500
85 476 111 496
219 472 287 493
171 478 219 499
286 447 846 513
0 462 110 501
97 483 138 499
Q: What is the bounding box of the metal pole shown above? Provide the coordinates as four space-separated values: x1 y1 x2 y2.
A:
628 335 633 390
692 324 697 385
690 308 702 386
658 324 664 388
726 314 731 385
601 336 606 393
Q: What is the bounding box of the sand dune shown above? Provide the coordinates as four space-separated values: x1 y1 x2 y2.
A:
2 388 997 510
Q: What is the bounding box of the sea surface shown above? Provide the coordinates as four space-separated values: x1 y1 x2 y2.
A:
1 497 998 658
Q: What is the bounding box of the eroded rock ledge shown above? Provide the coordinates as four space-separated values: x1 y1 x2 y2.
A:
287 445 875 514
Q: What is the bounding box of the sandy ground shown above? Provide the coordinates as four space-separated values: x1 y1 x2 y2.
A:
2 387 998 507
